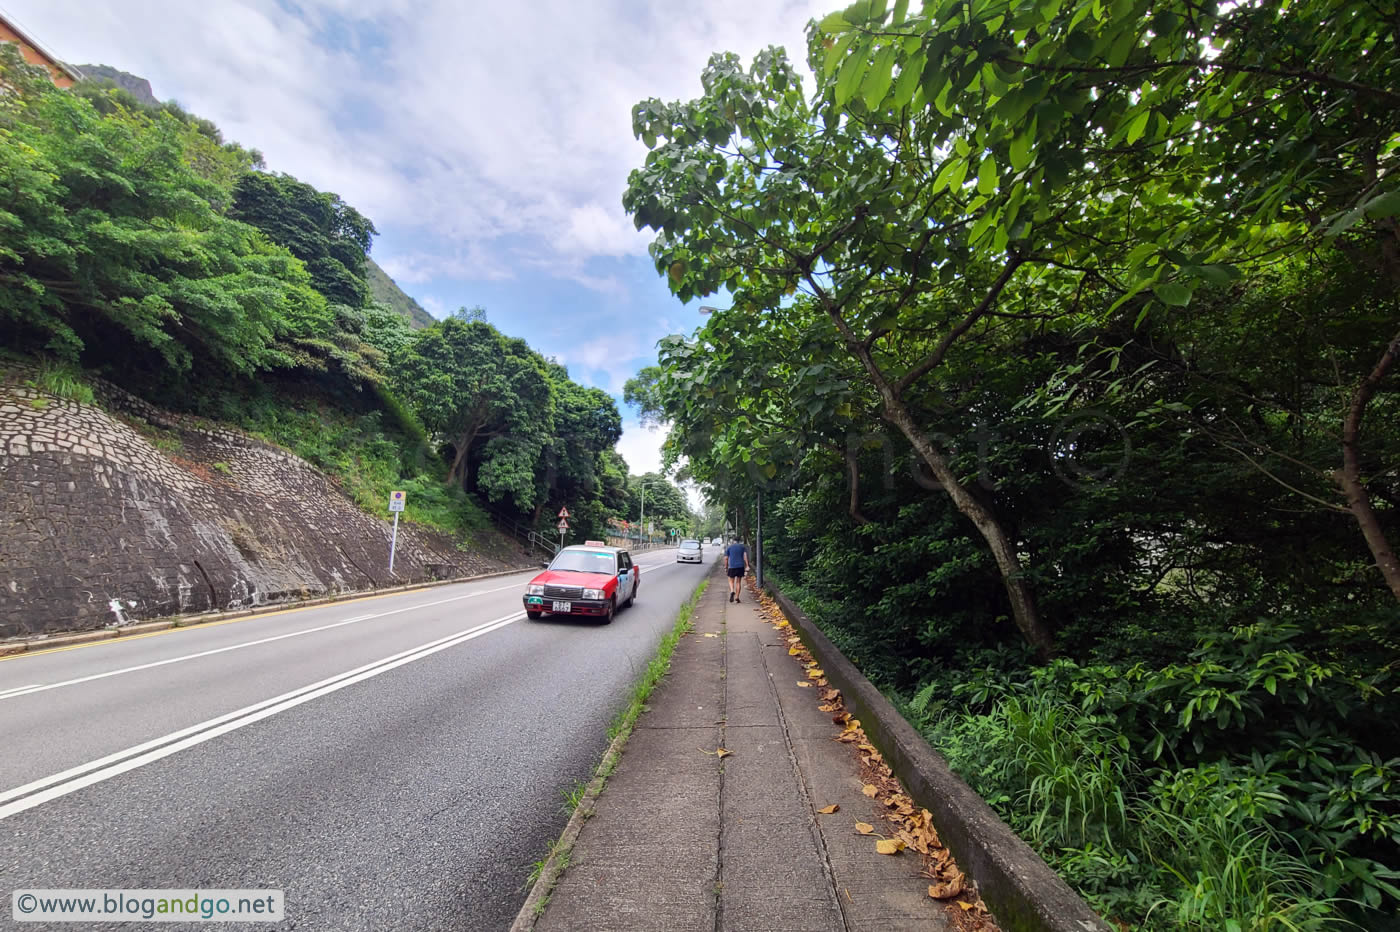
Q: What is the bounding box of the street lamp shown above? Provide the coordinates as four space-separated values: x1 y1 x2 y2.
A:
698 305 726 314
637 477 659 547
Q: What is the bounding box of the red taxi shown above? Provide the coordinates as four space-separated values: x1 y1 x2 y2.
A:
523 542 639 623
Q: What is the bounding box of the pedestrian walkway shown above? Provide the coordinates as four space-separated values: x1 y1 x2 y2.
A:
527 569 990 932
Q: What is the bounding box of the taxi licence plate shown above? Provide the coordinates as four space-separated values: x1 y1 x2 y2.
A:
552 601 572 613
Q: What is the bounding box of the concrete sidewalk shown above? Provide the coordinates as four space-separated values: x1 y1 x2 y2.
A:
527 571 987 932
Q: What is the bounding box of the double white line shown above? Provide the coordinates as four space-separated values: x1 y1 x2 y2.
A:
0 610 523 822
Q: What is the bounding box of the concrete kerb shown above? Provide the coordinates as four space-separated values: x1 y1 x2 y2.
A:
765 582 1114 932
509 565 715 932
0 565 538 658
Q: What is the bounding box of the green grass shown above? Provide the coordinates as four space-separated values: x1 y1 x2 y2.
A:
606 579 708 744
921 690 1356 930
23 360 96 405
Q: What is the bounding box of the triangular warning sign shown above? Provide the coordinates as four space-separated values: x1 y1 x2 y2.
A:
558 506 570 519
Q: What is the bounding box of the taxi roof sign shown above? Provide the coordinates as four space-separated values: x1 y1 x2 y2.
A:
584 540 605 546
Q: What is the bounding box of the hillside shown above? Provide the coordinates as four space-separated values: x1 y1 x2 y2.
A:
0 362 532 637
367 257 437 328
73 63 159 106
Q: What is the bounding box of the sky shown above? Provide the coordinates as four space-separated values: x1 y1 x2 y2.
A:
3 0 831 491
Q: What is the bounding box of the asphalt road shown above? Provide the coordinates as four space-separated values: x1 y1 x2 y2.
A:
0 547 711 930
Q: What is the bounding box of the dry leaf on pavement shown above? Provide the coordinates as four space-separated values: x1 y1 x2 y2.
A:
797 681 812 688
875 838 906 855
862 784 878 798
928 875 965 899
817 804 839 814
854 822 875 835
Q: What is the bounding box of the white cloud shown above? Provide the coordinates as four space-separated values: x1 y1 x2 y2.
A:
615 419 667 476
12 0 832 278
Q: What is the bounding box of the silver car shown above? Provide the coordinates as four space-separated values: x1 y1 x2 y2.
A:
676 539 703 563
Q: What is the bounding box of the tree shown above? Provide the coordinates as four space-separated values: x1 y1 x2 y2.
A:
391 312 554 496
815 0 1400 596
230 171 377 309
625 47 1066 657
0 44 329 381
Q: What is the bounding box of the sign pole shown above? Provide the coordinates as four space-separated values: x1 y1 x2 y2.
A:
389 511 400 575
387 490 407 575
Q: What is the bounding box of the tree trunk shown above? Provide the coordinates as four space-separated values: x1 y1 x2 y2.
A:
845 444 872 526
447 424 479 486
883 395 1057 661
1336 325 1400 601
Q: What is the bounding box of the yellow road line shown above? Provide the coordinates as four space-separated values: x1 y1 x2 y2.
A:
0 578 526 663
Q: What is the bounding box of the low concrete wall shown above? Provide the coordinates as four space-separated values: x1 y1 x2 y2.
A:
766 584 1113 932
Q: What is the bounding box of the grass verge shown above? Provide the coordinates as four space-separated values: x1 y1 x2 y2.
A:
509 577 710 931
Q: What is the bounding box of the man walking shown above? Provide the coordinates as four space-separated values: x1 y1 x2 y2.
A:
724 537 750 603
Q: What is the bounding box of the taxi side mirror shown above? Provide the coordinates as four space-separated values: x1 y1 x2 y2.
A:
539 561 550 569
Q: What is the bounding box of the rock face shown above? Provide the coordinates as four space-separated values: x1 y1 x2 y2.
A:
73 64 159 107
0 367 531 639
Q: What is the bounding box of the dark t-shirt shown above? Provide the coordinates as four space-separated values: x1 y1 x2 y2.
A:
725 543 748 569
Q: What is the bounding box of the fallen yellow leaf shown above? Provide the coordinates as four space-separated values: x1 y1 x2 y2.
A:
958 901 974 911
702 632 719 638
862 784 878 798
854 822 875 835
875 838 905 855
817 804 839 814
797 680 812 688
788 646 802 656
928 875 965 899
808 668 824 677
716 748 732 759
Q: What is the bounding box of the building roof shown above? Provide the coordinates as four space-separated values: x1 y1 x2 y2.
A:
0 10 84 83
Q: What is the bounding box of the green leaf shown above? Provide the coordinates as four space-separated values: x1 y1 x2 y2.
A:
823 33 856 74
1363 188 1400 219
861 45 898 110
891 0 909 24
1153 282 1193 307
892 52 926 109
977 155 999 195
1008 132 1030 172
835 48 866 108
1124 109 1150 145
818 10 851 33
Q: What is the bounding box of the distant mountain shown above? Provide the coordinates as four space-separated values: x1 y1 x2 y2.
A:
367 257 436 329
73 64 159 107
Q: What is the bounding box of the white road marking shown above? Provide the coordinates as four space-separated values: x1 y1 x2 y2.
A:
0 581 526 702
0 685 41 699
0 611 525 820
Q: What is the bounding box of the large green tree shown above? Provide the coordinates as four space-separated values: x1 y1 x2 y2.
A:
391 311 555 501
0 44 329 381
230 171 377 309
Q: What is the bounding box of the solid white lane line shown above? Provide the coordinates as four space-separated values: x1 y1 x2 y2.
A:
0 685 42 698
0 581 526 702
0 611 525 810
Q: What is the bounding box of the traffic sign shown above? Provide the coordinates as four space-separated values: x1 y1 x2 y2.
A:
558 506 570 519
388 490 406 513
557 518 569 530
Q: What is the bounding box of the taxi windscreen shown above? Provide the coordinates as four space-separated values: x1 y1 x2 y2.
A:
550 550 617 574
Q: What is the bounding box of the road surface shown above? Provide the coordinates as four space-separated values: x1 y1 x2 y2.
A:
0 547 708 930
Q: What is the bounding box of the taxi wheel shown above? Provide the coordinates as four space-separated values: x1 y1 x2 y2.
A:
602 596 615 624
527 610 543 620
626 584 636 608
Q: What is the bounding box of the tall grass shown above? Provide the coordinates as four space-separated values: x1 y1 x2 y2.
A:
920 688 1354 931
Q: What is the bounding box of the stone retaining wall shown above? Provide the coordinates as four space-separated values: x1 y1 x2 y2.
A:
0 367 531 638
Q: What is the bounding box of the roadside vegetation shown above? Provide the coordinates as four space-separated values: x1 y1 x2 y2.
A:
622 1 1399 928
0 44 695 546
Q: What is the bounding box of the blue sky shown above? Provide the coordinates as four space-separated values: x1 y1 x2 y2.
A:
3 0 830 480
